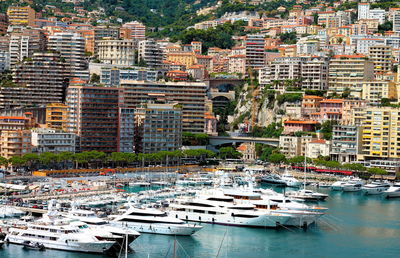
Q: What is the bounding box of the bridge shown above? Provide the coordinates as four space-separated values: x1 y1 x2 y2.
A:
209 136 279 146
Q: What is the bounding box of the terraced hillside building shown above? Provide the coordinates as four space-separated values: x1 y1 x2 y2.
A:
0 52 69 109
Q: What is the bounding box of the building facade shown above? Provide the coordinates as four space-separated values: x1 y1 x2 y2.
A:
97 39 136 66
31 128 76 153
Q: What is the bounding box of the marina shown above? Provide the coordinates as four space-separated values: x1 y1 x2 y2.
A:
0 168 399 257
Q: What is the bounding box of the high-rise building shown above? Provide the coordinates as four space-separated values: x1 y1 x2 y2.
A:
359 107 400 161
118 107 135 153
46 103 68 131
245 34 266 70
0 52 69 109
97 39 136 66
48 32 88 79
7 6 36 26
120 80 207 133
138 40 163 68
369 45 393 74
121 21 146 41
393 10 400 32
357 3 370 20
0 13 8 35
134 103 182 154
331 125 361 163
66 84 122 153
0 51 10 72
361 80 397 105
328 54 374 96
9 29 47 66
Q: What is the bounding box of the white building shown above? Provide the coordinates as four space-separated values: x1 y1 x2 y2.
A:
305 139 330 159
356 38 385 54
138 40 164 68
358 3 370 20
368 9 386 24
31 128 76 153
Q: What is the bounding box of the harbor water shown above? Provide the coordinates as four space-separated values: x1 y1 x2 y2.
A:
1 186 399 258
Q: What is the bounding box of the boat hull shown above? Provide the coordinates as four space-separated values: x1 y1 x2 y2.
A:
113 221 202 236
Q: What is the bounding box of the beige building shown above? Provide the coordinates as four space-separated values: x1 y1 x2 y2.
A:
237 142 256 161
0 130 32 159
228 55 246 74
97 39 136 65
166 52 196 69
361 80 397 105
279 135 313 158
328 54 374 96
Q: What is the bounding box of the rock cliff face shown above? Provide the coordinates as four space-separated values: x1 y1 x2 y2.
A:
229 84 280 130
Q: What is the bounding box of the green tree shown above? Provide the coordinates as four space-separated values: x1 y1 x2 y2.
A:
367 167 388 175
342 163 367 172
90 73 100 83
287 156 312 165
268 153 286 164
218 147 242 159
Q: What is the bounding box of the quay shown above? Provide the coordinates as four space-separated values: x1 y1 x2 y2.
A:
16 189 118 201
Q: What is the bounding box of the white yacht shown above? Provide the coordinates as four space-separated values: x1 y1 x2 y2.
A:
261 174 286 186
169 194 290 228
5 221 115 253
383 183 400 198
342 181 364 192
223 189 325 227
331 180 347 191
111 207 203 235
361 181 390 195
286 189 328 201
280 172 302 187
64 209 141 249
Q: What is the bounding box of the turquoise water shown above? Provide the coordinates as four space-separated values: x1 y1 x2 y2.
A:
1 187 400 258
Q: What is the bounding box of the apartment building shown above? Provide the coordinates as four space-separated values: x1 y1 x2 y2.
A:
166 52 196 69
138 40 163 68
279 135 313 157
135 103 182 154
359 107 400 160
245 34 266 70
97 39 136 66
361 81 397 105
48 32 88 79
101 67 159 86
0 52 69 109
0 51 10 72
66 85 122 153
120 80 206 133
328 55 374 96
9 29 47 67
331 125 361 163
7 6 35 26
0 13 8 35
368 45 393 73
228 55 246 74
46 103 68 131
121 21 146 40
0 130 32 159
31 128 76 153
118 107 135 153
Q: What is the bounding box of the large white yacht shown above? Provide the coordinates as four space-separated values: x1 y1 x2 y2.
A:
223 189 325 227
5 221 115 253
111 207 203 235
64 209 141 249
361 181 390 195
331 180 347 191
342 180 364 192
168 193 290 228
280 171 302 187
382 183 400 198
285 189 328 201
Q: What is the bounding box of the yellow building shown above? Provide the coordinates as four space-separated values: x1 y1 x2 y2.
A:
46 103 68 131
166 52 196 69
7 6 36 26
361 80 397 105
359 107 400 160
